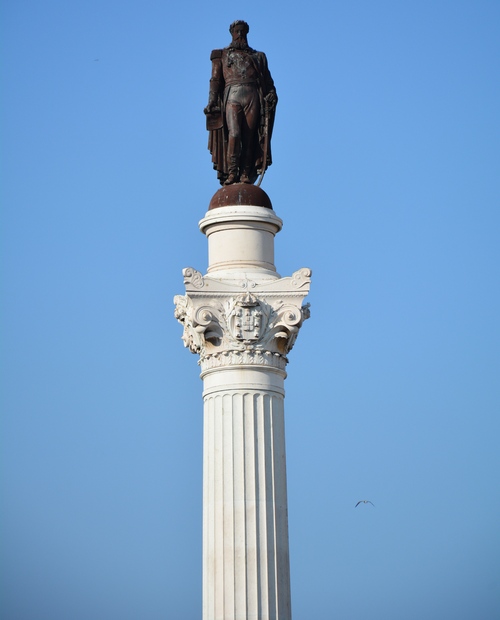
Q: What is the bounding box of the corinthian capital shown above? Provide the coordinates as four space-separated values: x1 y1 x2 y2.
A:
174 268 311 368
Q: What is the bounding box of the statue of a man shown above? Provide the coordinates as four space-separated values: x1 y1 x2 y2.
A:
204 21 278 186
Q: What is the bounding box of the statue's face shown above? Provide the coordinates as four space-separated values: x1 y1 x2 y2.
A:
231 24 248 43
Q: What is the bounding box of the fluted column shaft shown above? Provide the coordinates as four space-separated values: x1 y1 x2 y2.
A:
202 367 291 620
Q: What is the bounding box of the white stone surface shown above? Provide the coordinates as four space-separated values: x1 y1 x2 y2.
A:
199 206 283 278
203 372 291 620
175 205 310 620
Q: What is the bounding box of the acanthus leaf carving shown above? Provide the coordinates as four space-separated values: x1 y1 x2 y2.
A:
175 267 311 366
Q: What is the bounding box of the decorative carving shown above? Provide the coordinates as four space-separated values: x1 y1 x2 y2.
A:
174 269 311 368
182 268 312 294
183 267 204 289
199 349 288 373
290 268 312 289
227 293 267 343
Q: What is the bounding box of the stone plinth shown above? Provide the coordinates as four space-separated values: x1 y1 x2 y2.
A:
175 189 311 620
200 205 282 279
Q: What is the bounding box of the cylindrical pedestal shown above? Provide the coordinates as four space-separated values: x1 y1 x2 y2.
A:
202 367 291 620
199 205 283 280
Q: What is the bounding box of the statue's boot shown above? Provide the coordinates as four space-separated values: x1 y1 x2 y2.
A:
225 137 241 184
240 169 252 184
225 153 240 185
225 173 238 185
240 143 255 184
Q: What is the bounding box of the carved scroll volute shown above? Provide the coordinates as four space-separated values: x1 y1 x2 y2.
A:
174 295 221 354
291 267 312 289
272 303 305 354
194 305 222 349
183 267 204 290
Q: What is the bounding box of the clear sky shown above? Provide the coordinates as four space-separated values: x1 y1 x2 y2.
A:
2 1 499 618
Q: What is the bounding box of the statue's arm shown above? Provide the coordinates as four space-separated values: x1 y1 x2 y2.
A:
205 49 223 114
259 53 278 107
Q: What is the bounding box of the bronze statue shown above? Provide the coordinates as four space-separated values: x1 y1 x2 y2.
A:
204 21 278 186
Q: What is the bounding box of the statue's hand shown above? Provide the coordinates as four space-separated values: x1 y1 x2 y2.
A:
264 91 278 108
204 103 220 115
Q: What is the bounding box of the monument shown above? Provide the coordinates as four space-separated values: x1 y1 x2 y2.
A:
204 20 277 186
174 21 311 620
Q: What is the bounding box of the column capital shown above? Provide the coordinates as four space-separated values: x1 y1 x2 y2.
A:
174 268 311 372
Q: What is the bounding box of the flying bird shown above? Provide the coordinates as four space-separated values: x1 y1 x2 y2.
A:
355 500 374 507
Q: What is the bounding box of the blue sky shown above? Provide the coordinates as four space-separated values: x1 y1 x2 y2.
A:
2 1 499 618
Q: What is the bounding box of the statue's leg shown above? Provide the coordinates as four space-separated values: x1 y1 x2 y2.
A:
225 99 244 184
240 88 260 183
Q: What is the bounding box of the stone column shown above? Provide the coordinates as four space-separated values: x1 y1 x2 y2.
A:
174 186 310 620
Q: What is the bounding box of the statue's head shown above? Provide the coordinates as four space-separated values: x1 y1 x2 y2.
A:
229 20 250 44
229 20 249 35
